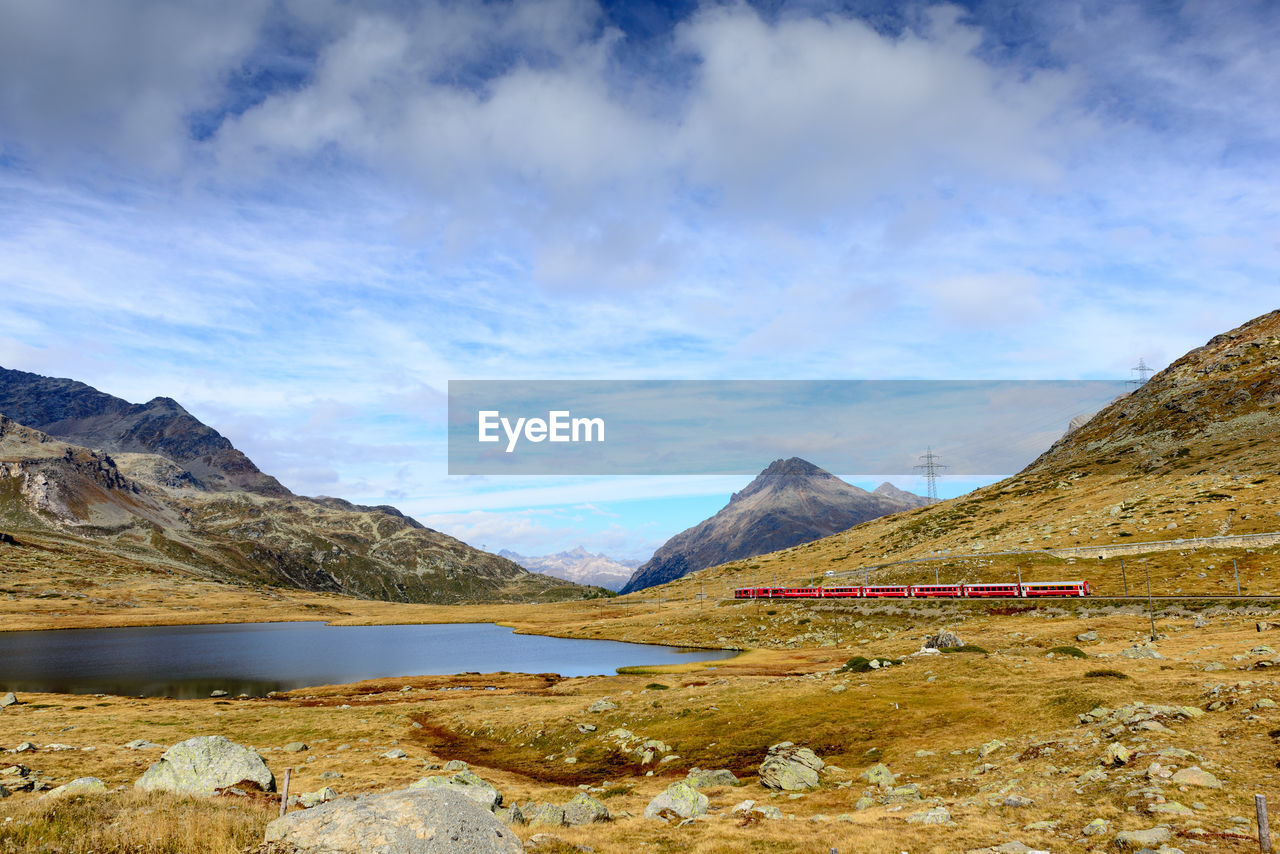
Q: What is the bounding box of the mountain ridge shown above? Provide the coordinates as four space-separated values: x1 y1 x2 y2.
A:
620 458 928 593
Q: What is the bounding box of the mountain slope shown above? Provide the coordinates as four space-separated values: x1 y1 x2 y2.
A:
642 309 1280 598
620 458 928 593
0 367 289 496
499 547 639 591
0 371 598 604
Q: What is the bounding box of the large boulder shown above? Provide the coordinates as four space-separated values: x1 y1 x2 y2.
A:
562 792 609 825
135 736 274 795
264 787 523 853
925 630 963 649
686 767 739 789
644 780 708 820
759 742 824 791
407 770 502 809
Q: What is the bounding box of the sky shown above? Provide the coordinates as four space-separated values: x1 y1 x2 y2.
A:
1 0 1277 561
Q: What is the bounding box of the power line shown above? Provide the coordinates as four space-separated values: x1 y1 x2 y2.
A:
913 447 949 503
1130 357 1154 385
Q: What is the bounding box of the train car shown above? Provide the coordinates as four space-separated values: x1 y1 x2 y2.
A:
821 586 863 598
733 587 774 599
861 585 910 598
909 584 963 598
1020 580 1091 597
963 583 1021 598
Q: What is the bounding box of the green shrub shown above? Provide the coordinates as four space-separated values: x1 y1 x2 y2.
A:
1049 646 1088 659
645 683 669 690
840 656 900 672
940 644 989 654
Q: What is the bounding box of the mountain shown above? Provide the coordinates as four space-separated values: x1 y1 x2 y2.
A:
0 367 289 496
619 458 928 593
0 368 599 604
499 546 640 591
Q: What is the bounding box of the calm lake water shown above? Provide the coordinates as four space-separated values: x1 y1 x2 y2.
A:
0 622 734 698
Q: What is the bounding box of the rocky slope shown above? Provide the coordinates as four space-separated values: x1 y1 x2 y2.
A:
620 458 928 593
499 547 640 591
0 367 289 496
0 372 596 604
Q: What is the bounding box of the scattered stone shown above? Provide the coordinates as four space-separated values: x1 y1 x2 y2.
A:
925 629 964 649
524 833 590 852
1148 802 1193 816
14 743 35 753
1254 698 1277 710
685 767 739 789
881 784 922 804
587 699 617 713
320 771 343 780
0 785 8 798
210 690 228 698
1169 766 1222 789
979 739 1006 758
1078 769 1108 784
759 742 824 791
575 723 597 734
905 805 951 825
752 805 783 820
1002 795 1034 807
520 802 567 827
1083 817 1109 836
408 770 502 809
1259 622 1277 632
1112 826 1171 850
382 749 409 759
644 780 708 820
1102 743 1131 767
1077 631 1100 643
299 787 338 808
1204 661 1227 672
43 777 106 799
0 693 17 708
283 742 309 753
135 735 275 795
123 740 162 750
1119 647 1164 659
860 762 896 788
493 804 523 826
562 792 610 825
263 786 523 853
443 760 469 772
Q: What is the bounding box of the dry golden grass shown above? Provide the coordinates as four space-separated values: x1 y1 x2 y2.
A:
0 788 275 854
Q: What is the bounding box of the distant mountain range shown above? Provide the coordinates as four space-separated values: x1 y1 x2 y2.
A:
498 546 641 591
0 367 599 604
619 457 928 593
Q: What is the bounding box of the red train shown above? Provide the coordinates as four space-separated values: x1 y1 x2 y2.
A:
733 580 1090 599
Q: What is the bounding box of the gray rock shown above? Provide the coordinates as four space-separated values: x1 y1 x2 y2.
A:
283 742 308 753
979 739 1006 758
644 780 708 820
14 742 34 753
759 742 824 791
562 792 609 825
1077 631 1100 642
587 699 618 713
925 630 964 649
575 723 597 734
0 784 8 798
1169 766 1222 788
905 806 951 825
382 749 408 759
860 762 896 788
1112 826 1171 849
320 771 343 780
442 760 468 772
752 805 783 820
685 767 739 788
1120 646 1164 659
522 802 566 827
0 693 17 708
493 804 523 826
1002 795 1034 807
298 787 338 808
264 786 523 853
210 690 228 698
408 770 502 809
43 777 106 799
1102 743 1131 767
1082 817 1109 836
123 740 162 750
525 833 589 852
135 735 274 795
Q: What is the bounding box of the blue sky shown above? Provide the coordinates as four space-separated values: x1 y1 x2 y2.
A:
1 0 1277 560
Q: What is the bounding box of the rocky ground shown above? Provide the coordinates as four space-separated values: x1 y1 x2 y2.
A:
2 596 1279 853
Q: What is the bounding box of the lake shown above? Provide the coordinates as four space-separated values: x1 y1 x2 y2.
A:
0 621 735 698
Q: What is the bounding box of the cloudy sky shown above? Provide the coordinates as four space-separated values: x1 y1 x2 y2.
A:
1 0 1277 560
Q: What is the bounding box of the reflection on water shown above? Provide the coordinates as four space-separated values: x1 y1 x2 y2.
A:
0 621 733 698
